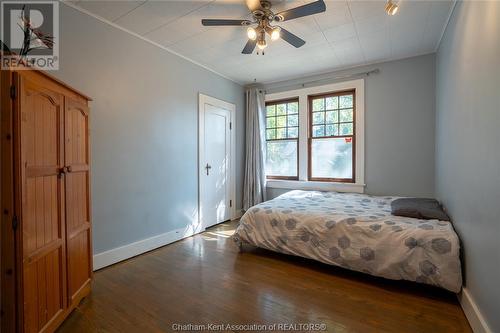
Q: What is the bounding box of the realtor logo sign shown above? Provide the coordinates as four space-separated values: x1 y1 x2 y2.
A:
1 1 59 70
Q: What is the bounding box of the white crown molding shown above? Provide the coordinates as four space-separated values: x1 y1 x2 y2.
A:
60 1 243 85
435 0 458 53
61 1 454 86
260 51 434 88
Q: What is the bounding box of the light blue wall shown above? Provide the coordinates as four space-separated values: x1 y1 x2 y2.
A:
265 54 436 199
53 4 245 254
436 2 500 332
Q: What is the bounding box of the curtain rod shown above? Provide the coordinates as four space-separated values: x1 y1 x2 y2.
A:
264 68 380 94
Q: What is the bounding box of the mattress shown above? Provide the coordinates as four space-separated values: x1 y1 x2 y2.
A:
234 190 462 292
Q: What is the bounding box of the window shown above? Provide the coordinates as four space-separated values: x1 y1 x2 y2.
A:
309 90 355 182
263 80 365 193
265 99 299 179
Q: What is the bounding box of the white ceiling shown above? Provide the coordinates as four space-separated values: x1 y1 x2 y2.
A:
67 0 455 84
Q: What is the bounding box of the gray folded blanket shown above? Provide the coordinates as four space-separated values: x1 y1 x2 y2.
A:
391 198 450 221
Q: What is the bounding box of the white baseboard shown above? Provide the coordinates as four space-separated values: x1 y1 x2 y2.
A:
93 225 202 270
93 210 245 270
458 288 492 333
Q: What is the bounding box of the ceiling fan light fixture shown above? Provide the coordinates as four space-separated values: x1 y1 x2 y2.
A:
385 0 399 16
202 0 325 54
270 26 281 41
257 39 267 50
247 27 257 40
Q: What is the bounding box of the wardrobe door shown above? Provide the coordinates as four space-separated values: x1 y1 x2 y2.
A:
18 74 67 333
64 97 92 306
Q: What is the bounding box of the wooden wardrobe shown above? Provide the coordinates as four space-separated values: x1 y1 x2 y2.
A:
1 64 93 333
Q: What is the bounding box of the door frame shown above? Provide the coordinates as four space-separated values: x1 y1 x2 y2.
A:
198 93 236 230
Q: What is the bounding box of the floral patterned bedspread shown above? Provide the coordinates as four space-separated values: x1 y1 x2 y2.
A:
234 190 462 292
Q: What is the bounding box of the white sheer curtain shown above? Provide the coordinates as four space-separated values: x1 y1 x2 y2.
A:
243 87 267 210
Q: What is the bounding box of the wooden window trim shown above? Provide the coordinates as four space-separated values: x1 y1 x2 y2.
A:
265 98 299 180
308 90 356 183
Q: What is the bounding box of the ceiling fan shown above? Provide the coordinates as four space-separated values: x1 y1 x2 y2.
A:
201 0 326 54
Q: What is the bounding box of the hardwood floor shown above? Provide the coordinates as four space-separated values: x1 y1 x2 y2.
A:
58 221 471 333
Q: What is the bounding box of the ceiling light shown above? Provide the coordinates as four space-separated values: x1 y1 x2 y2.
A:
385 0 398 16
257 39 267 50
247 27 257 40
270 27 281 41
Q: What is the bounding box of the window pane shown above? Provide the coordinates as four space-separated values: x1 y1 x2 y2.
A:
326 124 338 136
266 105 276 117
312 112 324 125
340 95 353 108
339 123 353 135
276 115 287 127
266 116 276 128
287 114 298 126
288 102 298 114
325 110 338 123
311 138 353 179
266 140 298 177
276 128 287 139
325 96 338 110
266 129 276 140
340 109 353 122
276 104 286 115
312 98 324 111
287 127 298 138
312 125 325 137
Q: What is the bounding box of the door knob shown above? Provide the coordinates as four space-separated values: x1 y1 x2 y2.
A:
58 167 66 178
205 163 212 175
59 166 72 177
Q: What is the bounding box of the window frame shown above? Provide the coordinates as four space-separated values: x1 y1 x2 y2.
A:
264 79 365 194
265 97 299 180
308 89 356 183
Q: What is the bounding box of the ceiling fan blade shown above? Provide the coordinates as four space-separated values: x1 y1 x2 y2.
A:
279 28 306 48
242 39 257 54
275 0 326 22
246 0 262 12
201 19 250 26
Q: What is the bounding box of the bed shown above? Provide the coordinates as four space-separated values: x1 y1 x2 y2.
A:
234 190 462 293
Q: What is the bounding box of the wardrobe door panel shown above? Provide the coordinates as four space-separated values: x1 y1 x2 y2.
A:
64 97 92 305
67 230 91 298
19 75 67 333
23 249 64 333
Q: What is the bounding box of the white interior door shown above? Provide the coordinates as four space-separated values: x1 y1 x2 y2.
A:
199 94 235 230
